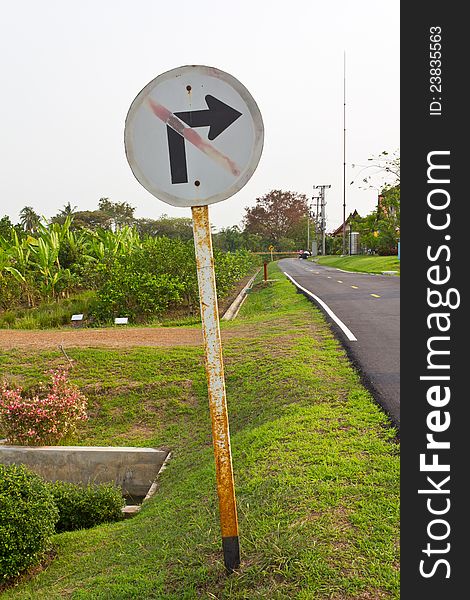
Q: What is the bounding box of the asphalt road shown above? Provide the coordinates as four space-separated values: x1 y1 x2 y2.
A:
279 258 400 428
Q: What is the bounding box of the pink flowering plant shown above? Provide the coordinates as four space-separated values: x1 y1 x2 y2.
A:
0 368 88 445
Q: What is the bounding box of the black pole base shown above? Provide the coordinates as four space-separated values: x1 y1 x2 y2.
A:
222 535 240 574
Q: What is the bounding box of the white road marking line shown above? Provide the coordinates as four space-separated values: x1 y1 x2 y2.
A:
283 272 357 342
337 280 343 283
371 294 381 298
351 285 358 289
327 276 332 279
334 267 380 276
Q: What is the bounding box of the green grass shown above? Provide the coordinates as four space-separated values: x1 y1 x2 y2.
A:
0 291 200 331
0 263 399 599
0 292 97 330
314 255 400 275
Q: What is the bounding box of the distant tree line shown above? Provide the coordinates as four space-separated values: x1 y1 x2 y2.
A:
0 214 258 325
2 192 311 253
2 158 400 260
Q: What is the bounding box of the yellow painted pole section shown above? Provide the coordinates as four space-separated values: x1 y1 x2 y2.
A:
191 205 240 562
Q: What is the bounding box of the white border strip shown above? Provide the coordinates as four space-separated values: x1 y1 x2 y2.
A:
283 272 357 342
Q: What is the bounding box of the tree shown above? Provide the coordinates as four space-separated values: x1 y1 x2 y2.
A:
349 150 400 256
376 185 400 254
325 235 343 255
19 207 41 233
69 210 113 230
350 185 400 255
243 190 309 249
135 215 193 240
51 202 78 225
98 198 135 229
213 226 245 251
378 185 400 222
0 216 14 242
50 199 136 232
370 150 400 185
351 150 400 191
352 213 379 254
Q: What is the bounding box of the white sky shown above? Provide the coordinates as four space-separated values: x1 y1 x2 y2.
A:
0 0 399 233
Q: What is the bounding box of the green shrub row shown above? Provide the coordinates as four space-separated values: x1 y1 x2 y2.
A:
1 232 259 327
49 480 125 533
90 237 259 324
0 464 125 581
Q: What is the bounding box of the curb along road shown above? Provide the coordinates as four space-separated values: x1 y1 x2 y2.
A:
222 269 260 321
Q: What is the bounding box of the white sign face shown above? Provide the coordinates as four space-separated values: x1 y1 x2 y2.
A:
124 65 264 208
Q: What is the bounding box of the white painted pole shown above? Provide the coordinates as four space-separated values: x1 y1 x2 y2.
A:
191 204 240 573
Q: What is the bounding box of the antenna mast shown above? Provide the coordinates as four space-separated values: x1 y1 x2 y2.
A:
342 51 347 255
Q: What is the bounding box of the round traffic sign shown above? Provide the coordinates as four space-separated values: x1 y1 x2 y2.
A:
124 65 264 208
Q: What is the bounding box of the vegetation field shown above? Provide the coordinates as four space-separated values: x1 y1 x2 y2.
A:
0 218 258 329
314 255 400 275
0 263 399 599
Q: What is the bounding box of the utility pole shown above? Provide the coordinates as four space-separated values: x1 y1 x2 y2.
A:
307 207 310 252
313 185 331 255
312 193 320 254
311 193 321 256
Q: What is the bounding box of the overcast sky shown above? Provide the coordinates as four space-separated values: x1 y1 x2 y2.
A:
0 0 399 232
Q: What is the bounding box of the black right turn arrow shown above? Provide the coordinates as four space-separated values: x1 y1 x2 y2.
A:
167 95 242 184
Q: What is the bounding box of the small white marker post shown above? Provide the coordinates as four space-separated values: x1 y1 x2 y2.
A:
114 317 129 325
70 314 84 328
124 65 264 573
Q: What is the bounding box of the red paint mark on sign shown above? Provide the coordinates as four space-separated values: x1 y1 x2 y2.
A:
147 97 241 177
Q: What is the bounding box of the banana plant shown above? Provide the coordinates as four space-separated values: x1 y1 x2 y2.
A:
85 226 142 262
35 267 72 301
65 227 93 263
0 247 25 283
6 230 36 306
24 218 74 302
1 219 144 307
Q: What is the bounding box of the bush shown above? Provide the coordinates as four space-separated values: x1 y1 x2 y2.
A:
92 268 184 324
0 464 59 580
0 369 88 445
0 310 16 327
90 238 189 323
48 481 125 532
0 277 22 313
90 238 259 323
214 249 259 297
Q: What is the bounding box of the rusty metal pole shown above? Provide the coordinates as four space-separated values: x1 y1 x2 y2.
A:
191 204 240 573
263 262 268 282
